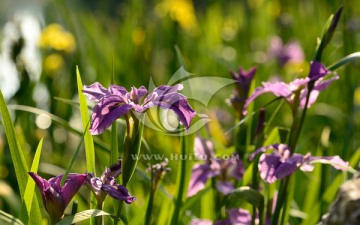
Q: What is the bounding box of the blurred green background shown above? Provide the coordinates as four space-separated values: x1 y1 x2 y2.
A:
0 0 360 224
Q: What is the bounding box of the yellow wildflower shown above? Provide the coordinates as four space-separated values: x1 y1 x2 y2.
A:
39 24 76 53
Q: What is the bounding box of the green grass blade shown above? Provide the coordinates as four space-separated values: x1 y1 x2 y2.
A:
0 90 42 224
55 209 118 225
76 66 96 174
20 139 43 222
0 91 28 197
0 210 25 225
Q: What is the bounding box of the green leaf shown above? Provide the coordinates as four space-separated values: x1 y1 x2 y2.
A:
0 91 28 199
55 210 117 225
20 139 43 222
226 186 264 209
76 66 96 174
122 119 144 186
0 210 25 225
328 52 360 71
0 90 42 224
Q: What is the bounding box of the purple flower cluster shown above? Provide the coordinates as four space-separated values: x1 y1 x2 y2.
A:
250 144 349 183
83 83 196 134
243 61 338 115
29 160 135 222
187 137 244 197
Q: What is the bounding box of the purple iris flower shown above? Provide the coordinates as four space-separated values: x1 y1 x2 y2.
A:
250 144 350 183
243 61 338 115
268 36 305 66
82 82 196 135
85 160 135 204
189 208 252 225
187 137 244 197
229 67 257 117
28 172 87 223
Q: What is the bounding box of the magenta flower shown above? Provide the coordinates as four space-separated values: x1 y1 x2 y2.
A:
85 160 135 204
250 144 350 183
229 67 256 117
243 61 338 115
268 36 305 66
83 82 196 135
187 137 244 197
28 172 87 223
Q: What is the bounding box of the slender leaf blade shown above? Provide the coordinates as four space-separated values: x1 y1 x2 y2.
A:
20 139 43 222
76 66 96 174
0 91 42 224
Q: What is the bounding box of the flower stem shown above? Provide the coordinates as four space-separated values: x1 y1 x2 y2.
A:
170 135 187 225
145 162 155 225
270 177 290 225
96 201 104 225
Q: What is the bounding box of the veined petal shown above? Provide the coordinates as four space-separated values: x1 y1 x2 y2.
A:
144 85 196 130
187 163 218 197
90 95 133 135
302 155 350 171
82 82 109 101
243 82 292 115
103 184 136 204
258 153 282 183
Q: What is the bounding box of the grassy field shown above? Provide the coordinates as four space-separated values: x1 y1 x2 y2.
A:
0 1 360 224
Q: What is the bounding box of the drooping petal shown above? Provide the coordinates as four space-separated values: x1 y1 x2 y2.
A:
227 208 252 225
243 82 292 115
216 181 234 195
258 153 282 183
90 95 133 135
103 184 136 204
187 163 218 197
82 82 110 101
299 74 339 108
144 85 196 130
301 155 350 171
